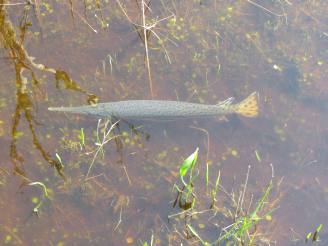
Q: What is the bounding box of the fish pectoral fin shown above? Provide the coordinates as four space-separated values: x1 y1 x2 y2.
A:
234 92 259 118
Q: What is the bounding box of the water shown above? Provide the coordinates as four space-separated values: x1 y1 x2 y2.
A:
0 1 327 245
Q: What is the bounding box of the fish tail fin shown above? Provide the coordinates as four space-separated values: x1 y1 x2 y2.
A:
233 92 259 117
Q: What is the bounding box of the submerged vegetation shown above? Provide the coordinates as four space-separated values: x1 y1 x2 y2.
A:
0 0 327 245
28 181 51 215
170 148 277 245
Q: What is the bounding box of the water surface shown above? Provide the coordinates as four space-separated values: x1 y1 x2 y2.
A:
0 1 327 245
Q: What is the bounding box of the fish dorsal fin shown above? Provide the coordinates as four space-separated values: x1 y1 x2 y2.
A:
217 97 235 106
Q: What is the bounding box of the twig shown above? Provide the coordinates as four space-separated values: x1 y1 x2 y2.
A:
0 2 26 6
69 4 98 33
123 164 132 185
235 165 251 218
141 0 153 97
189 126 210 168
247 0 284 17
115 0 174 97
113 206 123 231
85 120 120 180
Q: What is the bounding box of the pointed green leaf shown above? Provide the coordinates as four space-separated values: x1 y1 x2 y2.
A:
180 148 199 178
306 232 312 240
316 224 323 232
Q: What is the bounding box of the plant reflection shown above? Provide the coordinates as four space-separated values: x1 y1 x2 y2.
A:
0 2 97 179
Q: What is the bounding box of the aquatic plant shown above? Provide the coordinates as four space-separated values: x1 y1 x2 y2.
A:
170 149 276 245
174 147 199 209
28 181 50 215
85 119 120 179
306 224 323 243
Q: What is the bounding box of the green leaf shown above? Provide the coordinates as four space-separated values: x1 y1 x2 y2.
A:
316 224 323 232
306 232 312 241
254 149 261 162
78 128 85 149
179 148 199 178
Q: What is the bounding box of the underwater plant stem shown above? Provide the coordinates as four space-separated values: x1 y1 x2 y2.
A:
141 0 154 98
85 120 119 180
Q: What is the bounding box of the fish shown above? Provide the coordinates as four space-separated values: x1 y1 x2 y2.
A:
48 92 259 120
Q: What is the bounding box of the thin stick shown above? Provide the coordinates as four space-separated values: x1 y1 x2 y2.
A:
113 206 123 231
247 0 284 17
85 120 119 180
115 0 174 97
235 165 251 218
68 3 98 33
123 165 132 185
0 2 26 6
189 126 210 168
240 165 251 213
141 0 153 97
189 126 210 191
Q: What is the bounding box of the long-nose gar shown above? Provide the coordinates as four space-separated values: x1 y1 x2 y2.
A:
48 92 259 120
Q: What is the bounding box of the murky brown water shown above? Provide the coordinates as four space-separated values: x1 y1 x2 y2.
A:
0 1 327 245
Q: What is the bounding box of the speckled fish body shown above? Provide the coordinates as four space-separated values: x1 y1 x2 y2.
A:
48 92 259 119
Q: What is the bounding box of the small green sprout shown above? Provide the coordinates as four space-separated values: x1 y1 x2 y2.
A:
142 232 154 246
205 161 209 189
78 128 85 150
306 224 323 242
210 171 221 208
306 232 312 242
255 149 261 162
